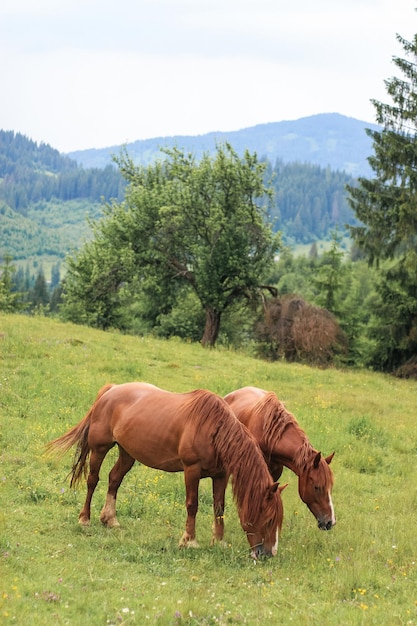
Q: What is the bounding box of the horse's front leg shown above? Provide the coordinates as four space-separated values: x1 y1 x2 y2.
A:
100 446 135 528
210 474 229 546
179 464 201 549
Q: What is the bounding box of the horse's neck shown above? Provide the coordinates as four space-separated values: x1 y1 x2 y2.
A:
266 423 311 475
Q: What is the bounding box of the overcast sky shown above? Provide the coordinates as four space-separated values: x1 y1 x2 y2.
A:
1 0 415 153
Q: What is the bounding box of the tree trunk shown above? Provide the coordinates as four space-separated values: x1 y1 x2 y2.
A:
201 307 221 347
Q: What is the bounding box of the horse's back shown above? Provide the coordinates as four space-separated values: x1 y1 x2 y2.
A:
95 382 178 414
224 386 267 412
223 386 268 434
89 382 217 472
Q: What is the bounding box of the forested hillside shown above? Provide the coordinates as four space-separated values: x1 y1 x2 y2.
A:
0 130 125 261
0 130 124 212
0 128 358 262
271 161 357 244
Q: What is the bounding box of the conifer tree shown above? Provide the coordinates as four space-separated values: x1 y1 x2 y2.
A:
347 32 417 372
0 255 21 312
313 231 344 314
30 269 49 310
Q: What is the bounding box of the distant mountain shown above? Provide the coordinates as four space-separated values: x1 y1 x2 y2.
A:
67 113 380 177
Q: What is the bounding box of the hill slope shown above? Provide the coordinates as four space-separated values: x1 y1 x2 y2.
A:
68 113 379 177
1 313 417 625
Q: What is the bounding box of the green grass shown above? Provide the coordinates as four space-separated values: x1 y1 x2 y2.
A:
1 313 417 625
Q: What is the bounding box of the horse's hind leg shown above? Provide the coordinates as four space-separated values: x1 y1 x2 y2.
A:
79 445 113 526
100 445 135 528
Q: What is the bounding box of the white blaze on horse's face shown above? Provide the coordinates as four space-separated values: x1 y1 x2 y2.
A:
328 491 336 527
304 487 336 530
246 481 283 559
249 528 278 560
271 529 279 557
299 453 336 530
309 488 336 530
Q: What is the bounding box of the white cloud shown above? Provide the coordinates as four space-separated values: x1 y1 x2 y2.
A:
0 0 415 151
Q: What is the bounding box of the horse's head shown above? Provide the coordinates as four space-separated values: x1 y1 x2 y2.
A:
298 451 335 530
243 483 287 559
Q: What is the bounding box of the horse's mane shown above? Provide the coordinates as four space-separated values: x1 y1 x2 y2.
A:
256 392 313 469
183 390 281 529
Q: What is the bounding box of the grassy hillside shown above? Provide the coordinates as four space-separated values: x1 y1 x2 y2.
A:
1 314 416 625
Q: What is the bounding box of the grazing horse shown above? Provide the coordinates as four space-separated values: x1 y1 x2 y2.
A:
47 382 284 559
224 386 335 531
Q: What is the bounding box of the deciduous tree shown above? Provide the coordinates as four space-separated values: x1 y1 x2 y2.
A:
61 144 280 346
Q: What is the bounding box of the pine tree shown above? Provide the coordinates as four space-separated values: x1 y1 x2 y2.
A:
0 255 22 312
313 231 344 314
30 269 50 310
347 32 417 373
50 263 61 289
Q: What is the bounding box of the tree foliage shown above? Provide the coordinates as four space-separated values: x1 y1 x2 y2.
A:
0 255 21 312
61 144 280 346
313 231 345 313
347 32 417 372
0 255 64 314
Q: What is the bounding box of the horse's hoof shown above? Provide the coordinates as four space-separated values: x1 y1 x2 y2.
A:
178 535 199 549
78 516 90 527
100 517 120 528
210 538 227 548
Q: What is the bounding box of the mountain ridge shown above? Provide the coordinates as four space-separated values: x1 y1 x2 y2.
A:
67 112 380 177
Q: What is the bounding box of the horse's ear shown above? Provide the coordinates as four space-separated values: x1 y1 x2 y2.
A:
313 451 321 469
269 482 288 496
325 452 335 465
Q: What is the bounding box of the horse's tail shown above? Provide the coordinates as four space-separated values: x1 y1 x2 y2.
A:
46 384 114 487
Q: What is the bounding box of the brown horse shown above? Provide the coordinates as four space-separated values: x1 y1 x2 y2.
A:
224 386 335 531
47 382 284 559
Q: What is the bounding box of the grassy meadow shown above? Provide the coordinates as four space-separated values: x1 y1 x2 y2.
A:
1 313 416 625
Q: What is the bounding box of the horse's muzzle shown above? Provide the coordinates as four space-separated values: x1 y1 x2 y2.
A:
250 544 275 560
318 519 335 531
